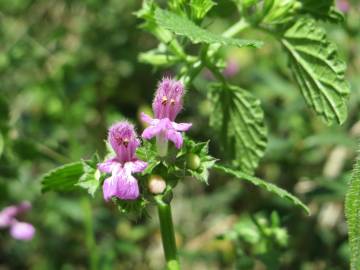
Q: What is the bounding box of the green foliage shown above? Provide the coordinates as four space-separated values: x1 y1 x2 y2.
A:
76 155 101 197
136 140 160 175
214 164 310 214
300 0 344 22
177 137 217 184
190 0 216 21
280 17 350 125
155 8 263 48
222 212 289 269
209 84 267 174
0 132 3 158
345 145 360 270
41 162 83 192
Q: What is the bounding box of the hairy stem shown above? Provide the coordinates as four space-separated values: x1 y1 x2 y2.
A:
156 198 180 270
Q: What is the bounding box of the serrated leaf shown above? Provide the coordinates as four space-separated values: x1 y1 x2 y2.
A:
214 164 309 214
209 84 267 174
280 17 350 125
300 0 344 22
155 8 262 48
41 162 83 192
76 155 100 197
345 145 360 270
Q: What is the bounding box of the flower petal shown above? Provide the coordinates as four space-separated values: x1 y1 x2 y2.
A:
115 174 140 200
166 129 183 149
140 112 155 125
102 173 140 201
125 160 148 173
102 176 118 201
97 158 119 174
10 222 35 241
171 122 192 131
142 125 162 140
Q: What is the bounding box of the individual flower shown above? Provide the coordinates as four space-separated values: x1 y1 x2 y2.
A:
98 122 147 201
0 201 35 241
141 78 192 156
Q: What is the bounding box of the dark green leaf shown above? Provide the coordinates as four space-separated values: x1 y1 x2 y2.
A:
41 162 83 192
300 0 344 22
281 17 350 125
209 84 267 174
214 164 310 214
155 8 263 48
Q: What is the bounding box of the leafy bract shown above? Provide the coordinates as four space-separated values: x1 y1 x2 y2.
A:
209 84 267 174
214 164 310 214
155 8 262 48
76 155 100 197
345 145 360 270
281 17 350 125
177 137 216 184
41 162 83 192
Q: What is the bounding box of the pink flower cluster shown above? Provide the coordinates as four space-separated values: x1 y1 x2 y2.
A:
0 201 35 241
98 77 191 202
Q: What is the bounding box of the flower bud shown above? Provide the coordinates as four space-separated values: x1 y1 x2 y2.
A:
186 153 201 170
148 175 166 194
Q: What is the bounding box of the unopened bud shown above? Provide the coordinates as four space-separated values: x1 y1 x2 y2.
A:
148 175 166 194
186 153 201 170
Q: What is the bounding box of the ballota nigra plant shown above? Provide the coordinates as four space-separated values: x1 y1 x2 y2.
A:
39 0 360 269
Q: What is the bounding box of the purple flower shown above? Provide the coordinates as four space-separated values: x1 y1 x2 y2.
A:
0 202 35 241
337 0 350 12
141 78 192 156
98 122 147 201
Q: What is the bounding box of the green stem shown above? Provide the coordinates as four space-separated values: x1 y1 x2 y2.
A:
82 197 99 270
156 198 180 270
223 18 250 38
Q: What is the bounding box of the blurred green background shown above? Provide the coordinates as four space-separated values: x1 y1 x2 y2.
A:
1 0 360 269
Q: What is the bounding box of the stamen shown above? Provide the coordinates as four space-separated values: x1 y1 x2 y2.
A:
161 96 168 105
123 138 129 147
115 134 122 145
170 99 175 105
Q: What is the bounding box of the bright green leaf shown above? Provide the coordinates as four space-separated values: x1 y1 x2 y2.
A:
155 8 263 48
345 145 360 270
281 17 350 125
41 162 83 192
214 164 310 214
209 84 267 174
